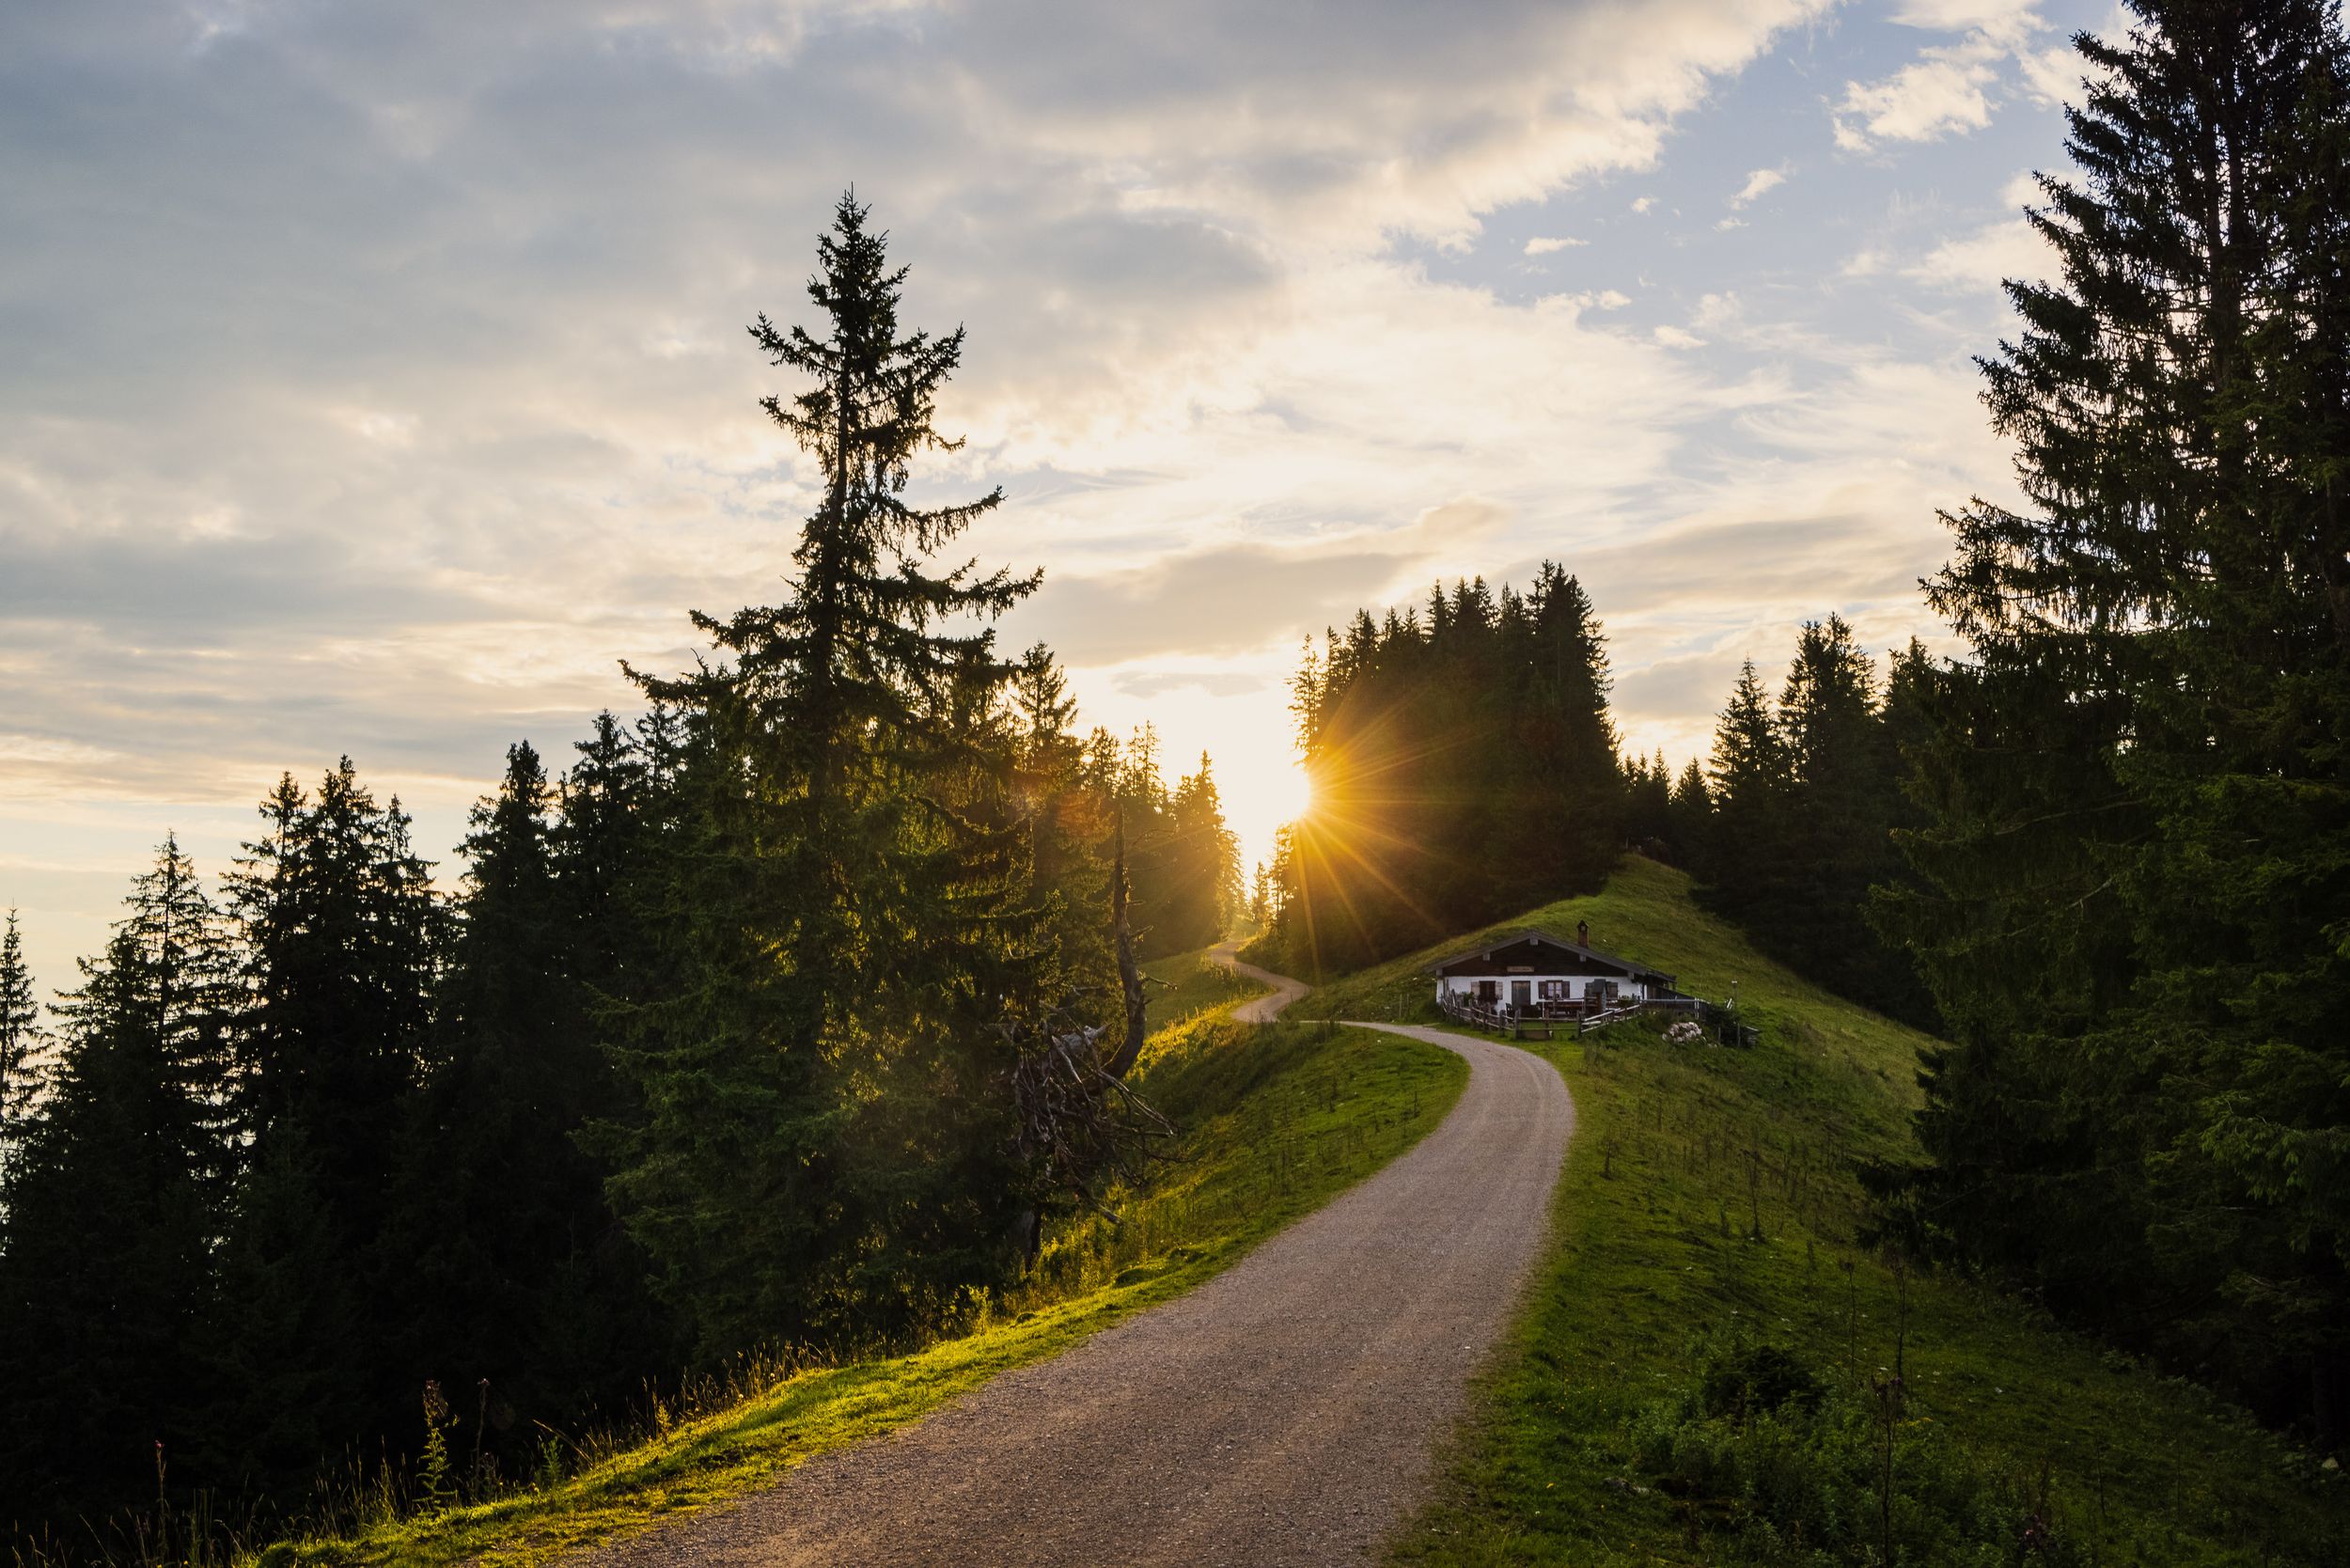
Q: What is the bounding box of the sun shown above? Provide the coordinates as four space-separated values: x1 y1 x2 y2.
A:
1214 747 1312 873
1258 758 1312 832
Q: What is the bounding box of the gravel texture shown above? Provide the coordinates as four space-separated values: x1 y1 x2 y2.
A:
582 973 1570 1568
1212 940 1311 1024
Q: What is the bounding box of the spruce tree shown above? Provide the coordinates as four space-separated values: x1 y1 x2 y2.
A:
0 909 45 1192
392 742 662 1467
219 760 444 1469
1673 627 1938 1024
1526 563 1622 892
1009 646 1114 991
1152 755 1242 954
1702 659 1789 913
607 194 1050 1356
557 711 659 987
712 190 1030 814
1621 750 1673 855
1010 642 1080 773
1261 563 1624 974
1771 618 1888 997
1667 759 1711 866
1886 0 2350 1429
0 840 238 1524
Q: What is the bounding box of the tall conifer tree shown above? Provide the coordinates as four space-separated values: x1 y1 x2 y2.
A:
0 841 238 1522
1886 0 2350 1428
0 910 45 1191
393 743 663 1455
1260 563 1622 973
607 194 1049 1356
1702 659 1788 910
218 760 443 1471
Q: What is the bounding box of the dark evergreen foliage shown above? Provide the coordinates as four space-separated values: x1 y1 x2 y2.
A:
1880 0 2350 1435
0 195 1239 1556
1683 622 1939 1028
0 841 239 1525
600 193 1086 1359
390 742 672 1474
0 909 45 1192
214 760 446 1490
1121 744 1242 959
1255 564 1622 976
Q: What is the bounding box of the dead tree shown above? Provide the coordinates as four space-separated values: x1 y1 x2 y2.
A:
1101 813 1148 1079
1009 813 1170 1268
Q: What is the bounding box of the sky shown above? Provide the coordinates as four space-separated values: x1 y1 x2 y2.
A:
1 0 2110 999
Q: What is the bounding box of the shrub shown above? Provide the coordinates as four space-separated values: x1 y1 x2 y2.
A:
1623 1341 2080 1565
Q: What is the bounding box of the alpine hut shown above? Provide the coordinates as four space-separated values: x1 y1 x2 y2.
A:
1426 919 1691 1024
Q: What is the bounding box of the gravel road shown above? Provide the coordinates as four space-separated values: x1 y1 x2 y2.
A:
1210 938 1310 1024
583 981 1571 1567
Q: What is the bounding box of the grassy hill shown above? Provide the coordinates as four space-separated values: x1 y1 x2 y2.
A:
252 949 1465 1567
1316 856 2345 1566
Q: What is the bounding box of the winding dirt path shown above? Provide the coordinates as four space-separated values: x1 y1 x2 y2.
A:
1209 937 1310 1024
585 979 1571 1567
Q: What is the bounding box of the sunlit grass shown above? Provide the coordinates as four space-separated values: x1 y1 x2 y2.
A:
1140 943 1266 1029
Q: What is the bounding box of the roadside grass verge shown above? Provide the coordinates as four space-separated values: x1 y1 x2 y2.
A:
260 965 1465 1567
1324 858 2346 1566
1141 943 1266 1029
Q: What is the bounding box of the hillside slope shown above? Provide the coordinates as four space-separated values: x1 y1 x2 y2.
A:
1309 857 2346 1566
256 950 1465 1567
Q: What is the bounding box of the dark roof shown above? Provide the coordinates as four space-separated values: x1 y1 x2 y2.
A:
1421 927 1676 984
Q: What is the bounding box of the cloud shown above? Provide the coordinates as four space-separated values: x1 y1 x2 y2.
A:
1013 497 1512 663
1523 235 1587 255
1888 0 2044 46
1110 669 1269 698
1575 512 1935 618
1835 48 1999 146
1907 216 2052 290
1614 647 1752 727
2016 39 2082 104
0 0 2044 991
1890 166 2057 291
1020 543 1413 666
1831 1 2072 151
1729 166 1785 207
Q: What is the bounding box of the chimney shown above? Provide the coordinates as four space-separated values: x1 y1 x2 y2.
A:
1576 919 1590 948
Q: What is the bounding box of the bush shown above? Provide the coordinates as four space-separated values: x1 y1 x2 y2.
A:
1701 1342 1825 1421
1622 1341 2080 1565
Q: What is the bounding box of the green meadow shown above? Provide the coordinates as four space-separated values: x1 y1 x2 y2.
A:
1307 857 2345 1566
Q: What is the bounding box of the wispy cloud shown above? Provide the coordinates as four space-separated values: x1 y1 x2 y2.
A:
0 0 2082 988
1835 47 2000 146
1831 0 2066 150
1729 166 1786 207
